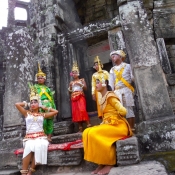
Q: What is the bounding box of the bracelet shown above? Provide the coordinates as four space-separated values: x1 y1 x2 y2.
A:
48 107 52 112
23 101 28 108
68 87 72 92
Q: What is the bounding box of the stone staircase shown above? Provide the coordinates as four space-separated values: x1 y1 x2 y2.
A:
0 117 169 175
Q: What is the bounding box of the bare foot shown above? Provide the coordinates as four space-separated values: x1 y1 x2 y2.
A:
97 165 113 175
91 165 104 174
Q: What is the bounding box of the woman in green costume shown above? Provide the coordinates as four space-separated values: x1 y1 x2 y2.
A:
34 63 56 142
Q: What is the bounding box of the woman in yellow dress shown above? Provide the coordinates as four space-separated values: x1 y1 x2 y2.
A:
83 72 133 175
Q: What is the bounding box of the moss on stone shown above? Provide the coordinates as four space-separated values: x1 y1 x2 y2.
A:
142 150 175 173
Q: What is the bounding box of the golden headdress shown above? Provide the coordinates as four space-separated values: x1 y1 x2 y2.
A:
28 82 40 101
94 56 103 69
72 61 79 73
96 71 109 87
110 50 126 60
36 63 46 79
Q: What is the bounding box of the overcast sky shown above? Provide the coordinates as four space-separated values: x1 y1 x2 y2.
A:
0 0 30 29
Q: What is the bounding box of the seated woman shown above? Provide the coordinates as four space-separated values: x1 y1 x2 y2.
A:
15 87 58 175
83 74 133 175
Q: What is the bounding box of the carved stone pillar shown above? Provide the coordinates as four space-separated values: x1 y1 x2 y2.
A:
118 0 175 153
119 0 173 121
7 0 17 28
1 28 34 169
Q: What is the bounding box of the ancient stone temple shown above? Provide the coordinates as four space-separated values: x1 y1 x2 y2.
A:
0 0 175 174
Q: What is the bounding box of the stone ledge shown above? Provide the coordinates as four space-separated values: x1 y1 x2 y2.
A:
109 161 167 175
52 133 82 144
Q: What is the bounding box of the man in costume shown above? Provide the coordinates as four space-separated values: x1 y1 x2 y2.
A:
91 56 109 118
109 50 135 131
83 70 132 175
34 63 56 142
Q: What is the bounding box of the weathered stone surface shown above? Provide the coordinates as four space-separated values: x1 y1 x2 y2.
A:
156 38 172 74
53 121 74 136
116 136 140 166
154 0 175 9
119 0 173 120
0 169 20 175
52 133 82 144
48 149 83 166
108 28 130 63
109 161 168 175
134 65 173 120
137 115 175 153
4 28 34 126
166 45 175 73
166 74 175 86
153 9 175 38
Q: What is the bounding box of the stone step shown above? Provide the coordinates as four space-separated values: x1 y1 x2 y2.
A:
0 169 20 175
49 161 168 175
52 133 82 144
50 172 91 175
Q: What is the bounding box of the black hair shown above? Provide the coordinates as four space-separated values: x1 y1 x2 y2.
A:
105 80 112 91
96 79 112 91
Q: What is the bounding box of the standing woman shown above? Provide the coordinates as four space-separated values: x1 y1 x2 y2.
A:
15 86 58 175
68 61 91 132
83 73 133 175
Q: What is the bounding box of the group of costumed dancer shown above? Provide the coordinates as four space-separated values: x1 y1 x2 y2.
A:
15 50 135 175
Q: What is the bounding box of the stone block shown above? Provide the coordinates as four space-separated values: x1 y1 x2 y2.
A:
153 9 175 38
0 169 20 175
116 136 140 166
47 149 83 166
134 65 173 120
154 0 175 9
166 45 175 73
17 148 83 168
53 121 74 136
156 38 172 74
137 115 175 153
52 133 82 144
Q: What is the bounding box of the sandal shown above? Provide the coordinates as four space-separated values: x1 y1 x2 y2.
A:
20 170 28 175
29 168 36 172
28 167 36 174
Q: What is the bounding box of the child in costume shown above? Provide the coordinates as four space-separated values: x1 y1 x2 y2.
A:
34 63 56 142
91 56 109 118
68 61 91 132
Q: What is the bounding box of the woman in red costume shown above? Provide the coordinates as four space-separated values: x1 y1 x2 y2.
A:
68 61 91 132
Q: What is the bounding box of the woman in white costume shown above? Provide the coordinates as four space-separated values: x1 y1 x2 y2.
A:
15 86 58 175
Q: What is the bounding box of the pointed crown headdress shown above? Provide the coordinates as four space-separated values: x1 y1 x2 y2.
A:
28 82 40 101
96 71 109 87
36 63 46 79
94 56 103 69
72 61 79 73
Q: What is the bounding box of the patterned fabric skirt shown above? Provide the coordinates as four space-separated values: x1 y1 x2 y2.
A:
71 91 89 122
